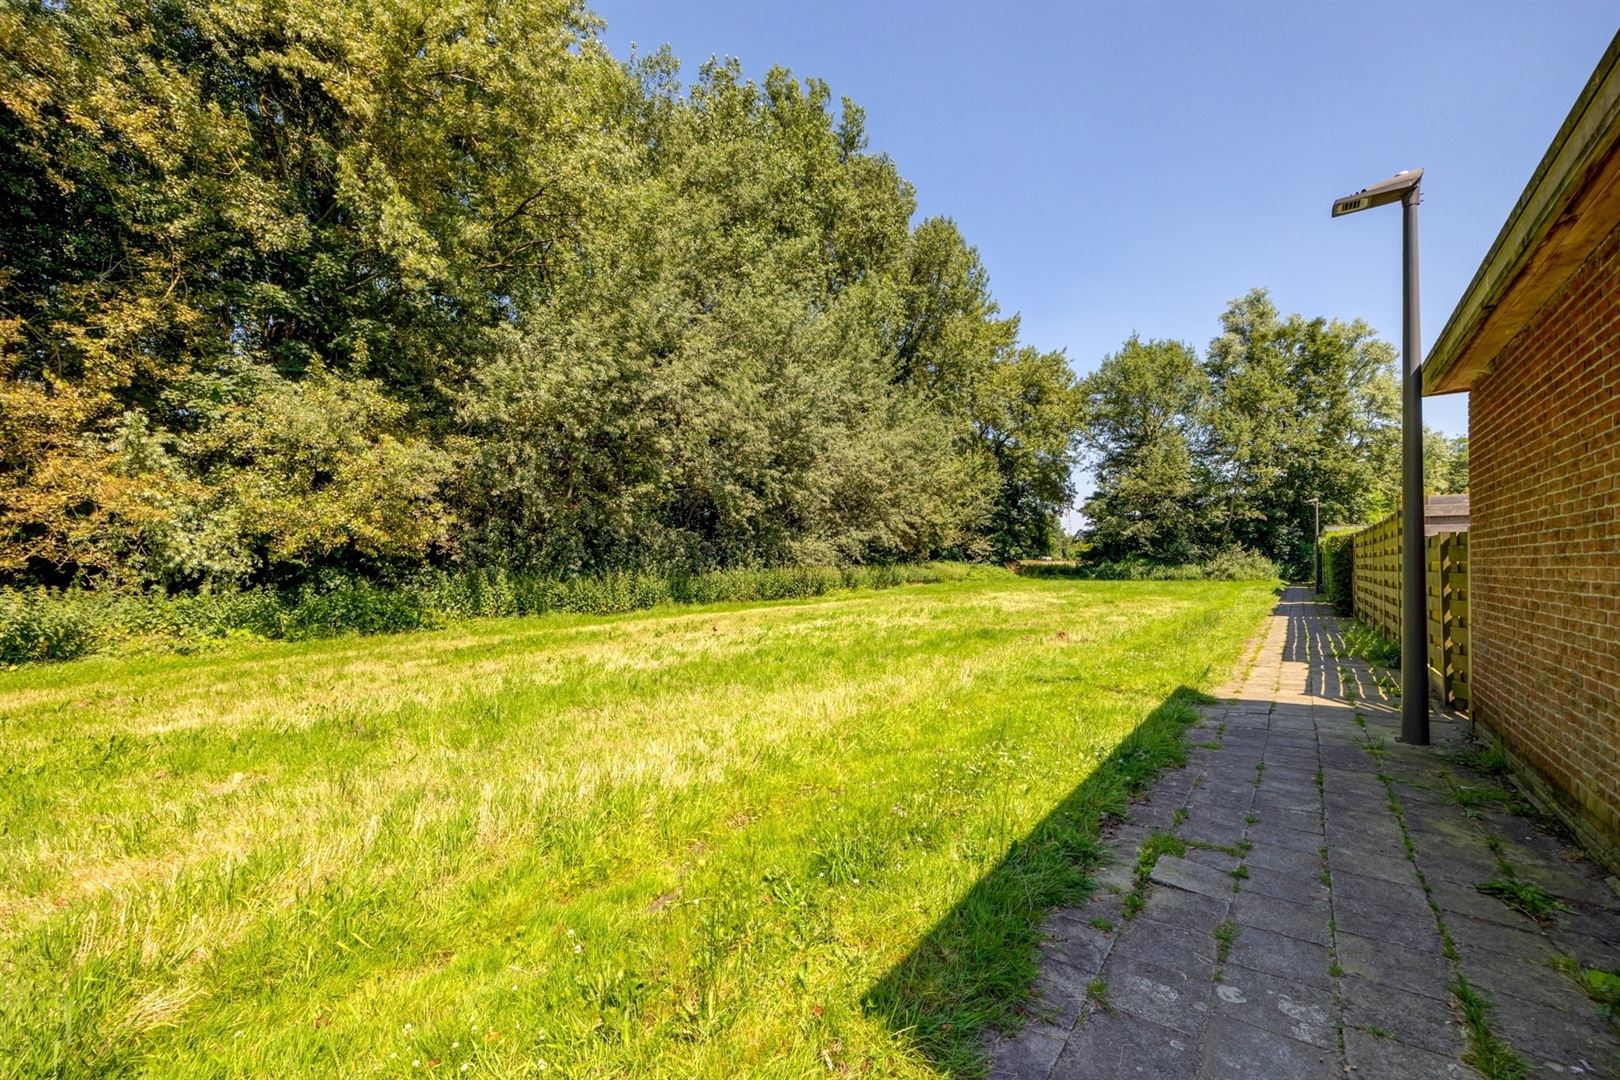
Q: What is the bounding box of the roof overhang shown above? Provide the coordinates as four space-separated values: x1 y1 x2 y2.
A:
1424 32 1620 396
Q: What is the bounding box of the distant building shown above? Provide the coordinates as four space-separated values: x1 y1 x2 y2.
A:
1424 34 1620 862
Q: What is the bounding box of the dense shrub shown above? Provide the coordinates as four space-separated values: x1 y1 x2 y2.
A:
1014 548 1280 583
1319 530 1356 615
0 590 101 664
0 562 1005 667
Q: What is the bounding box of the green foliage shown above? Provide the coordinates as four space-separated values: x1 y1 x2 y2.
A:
0 589 100 664
1476 876 1562 922
2 2 1083 593
1320 528 1356 615
1080 336 1208 563
1552 954 1620 1018
1081 290 1404 578
1015 547 1279 582
1123 831 1189 918
0 562 1004 666
1453 974 1531 1080
1340 618 1401 669
1425 429 1470 494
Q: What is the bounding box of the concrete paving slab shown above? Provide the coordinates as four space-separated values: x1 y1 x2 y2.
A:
990 587 1620 1080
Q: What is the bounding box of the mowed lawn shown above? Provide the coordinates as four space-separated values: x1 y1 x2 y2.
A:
0 576 1274 1078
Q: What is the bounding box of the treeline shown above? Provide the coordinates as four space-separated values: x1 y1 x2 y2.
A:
1077 290 1467 576
1 0 1082 591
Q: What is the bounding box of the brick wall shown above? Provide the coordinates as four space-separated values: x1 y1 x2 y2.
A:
1469 220 1620 849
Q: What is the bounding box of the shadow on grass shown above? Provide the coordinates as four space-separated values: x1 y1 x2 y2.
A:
862 685 1213 1076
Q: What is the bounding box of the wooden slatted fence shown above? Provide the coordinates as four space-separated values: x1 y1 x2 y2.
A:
1348 504 1470 711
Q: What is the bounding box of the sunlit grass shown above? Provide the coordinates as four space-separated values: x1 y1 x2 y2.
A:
0 576 1274 1077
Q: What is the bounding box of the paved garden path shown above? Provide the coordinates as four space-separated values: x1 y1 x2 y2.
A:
990 585 1620 1079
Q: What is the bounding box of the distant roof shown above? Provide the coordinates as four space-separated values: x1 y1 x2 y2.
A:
1423 494 1470 536
1424 32 1620 395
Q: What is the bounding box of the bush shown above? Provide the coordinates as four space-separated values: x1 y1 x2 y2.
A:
1013 548 1279 583
0 589 102 664
0 561 1009 667
1196 548 1283 582
281 579 438 639
1319 530 1356 615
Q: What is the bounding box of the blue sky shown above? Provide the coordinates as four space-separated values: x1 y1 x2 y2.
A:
593 0 1616 497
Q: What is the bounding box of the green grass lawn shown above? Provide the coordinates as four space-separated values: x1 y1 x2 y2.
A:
0 575 1274 1078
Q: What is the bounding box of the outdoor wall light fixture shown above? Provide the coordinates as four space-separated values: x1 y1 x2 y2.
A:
1330 168 1429 746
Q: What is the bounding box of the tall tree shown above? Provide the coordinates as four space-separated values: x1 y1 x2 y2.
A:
1079 337 1209 562
2 6 1087 587
1202 289 1399 572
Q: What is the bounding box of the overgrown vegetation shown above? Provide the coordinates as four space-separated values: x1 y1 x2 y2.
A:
1076 321 1470 578
0 561 992 665
1014 547 1280 582
1337 618 1401 668
1551 954 1620 1018
0 576 1276 1075
1123 832 1190 918
1475 876 1562 922
2 0 1086 596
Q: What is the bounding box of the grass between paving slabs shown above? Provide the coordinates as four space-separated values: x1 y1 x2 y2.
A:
0 576 1275 1077
1550 955 1620 1018
1355 708 1531 1080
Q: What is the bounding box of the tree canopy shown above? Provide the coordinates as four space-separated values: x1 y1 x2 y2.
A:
1 0 1082 587
1079 290 1420 574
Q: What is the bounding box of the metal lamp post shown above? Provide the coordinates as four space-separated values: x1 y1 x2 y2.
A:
1331 169 1428 746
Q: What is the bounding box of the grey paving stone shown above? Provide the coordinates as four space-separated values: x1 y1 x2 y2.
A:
1247 822 1327 855
1551 899 1620 952
1135 884 1229 934
1128 801 1187 829
987 1022 1068 1080
1242 864 1330 906
1185 790 1255 817
1109 917 1219 979
1330 846 1422 887
1342 1028 1473 1078
1031 954 1100 1027
1334 898 1442 952
1426 876 1544 933
1047 1010 1199 1080
1455 930 1588 1013
1325 809 1407 845
1089 858 1135 896
1549 922 1620 971
1251 788 1320 816
1105 955 1213 1036
1231 889 1332 946
1253 806 1324 834
1340 975 1468 1057
1210 964 1336 1049
1176 814 1250 849
1196 1015 1341 1080
1245 844 1324 877
1334 930 1453 1001
1224 924 1334 989
1150 855 1238 901
1184 846 1242 874
1042 912 1115 977
1414 845 1508 888
1484 984 1620 1071
1261 754 1319 776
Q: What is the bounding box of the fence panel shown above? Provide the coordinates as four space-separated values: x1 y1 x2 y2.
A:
1347 510 1470 712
